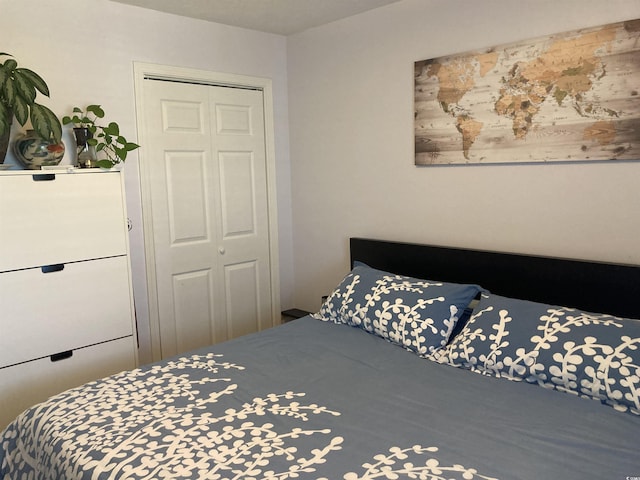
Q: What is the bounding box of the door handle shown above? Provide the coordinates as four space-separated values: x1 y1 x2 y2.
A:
218 247 226 255
41 264 65 273
50 350 73 362
32 173 56 182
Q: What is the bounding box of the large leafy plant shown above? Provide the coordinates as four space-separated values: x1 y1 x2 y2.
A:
0 53 61 142
63 104 139 169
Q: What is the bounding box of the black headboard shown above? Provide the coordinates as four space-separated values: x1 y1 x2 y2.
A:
350 238 640 319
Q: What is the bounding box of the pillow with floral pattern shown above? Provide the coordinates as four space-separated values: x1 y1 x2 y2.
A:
433 292 640 415
312 264 482 356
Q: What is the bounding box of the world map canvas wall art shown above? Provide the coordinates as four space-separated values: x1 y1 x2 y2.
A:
414 19 640 165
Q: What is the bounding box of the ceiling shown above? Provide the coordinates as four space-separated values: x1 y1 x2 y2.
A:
110 0 401 35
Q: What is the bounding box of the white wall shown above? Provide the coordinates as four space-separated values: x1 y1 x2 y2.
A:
287 0 640 311
1 0 294 363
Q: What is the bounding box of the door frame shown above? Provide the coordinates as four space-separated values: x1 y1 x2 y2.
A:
133 62 281 362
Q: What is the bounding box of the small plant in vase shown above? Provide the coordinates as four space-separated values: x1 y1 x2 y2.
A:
62 104 139 169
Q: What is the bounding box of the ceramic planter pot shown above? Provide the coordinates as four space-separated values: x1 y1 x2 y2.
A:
0 129 9 165
12 130 65 169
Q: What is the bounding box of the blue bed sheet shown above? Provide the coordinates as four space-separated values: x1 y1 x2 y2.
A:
1 317 638 479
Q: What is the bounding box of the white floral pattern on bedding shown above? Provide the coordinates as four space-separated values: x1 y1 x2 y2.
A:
0 352 500 480
326 446 498 480
434 293 640 414
313 264 481 355
0 354 343 479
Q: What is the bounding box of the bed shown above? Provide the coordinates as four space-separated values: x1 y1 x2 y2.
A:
1 237 639 479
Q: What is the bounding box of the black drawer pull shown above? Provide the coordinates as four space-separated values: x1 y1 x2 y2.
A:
32 173 56 182
50 350 73 362
41 264 65 273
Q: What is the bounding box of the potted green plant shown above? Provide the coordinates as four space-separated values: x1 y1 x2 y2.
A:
0 53 62 163
62 104 139 169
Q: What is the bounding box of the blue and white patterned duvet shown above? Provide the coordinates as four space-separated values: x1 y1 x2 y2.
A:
1 317 639 479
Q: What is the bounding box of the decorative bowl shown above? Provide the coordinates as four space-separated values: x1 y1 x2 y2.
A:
13 130 65 169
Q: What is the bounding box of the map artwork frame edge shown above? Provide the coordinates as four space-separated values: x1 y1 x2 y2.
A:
414 18 640 166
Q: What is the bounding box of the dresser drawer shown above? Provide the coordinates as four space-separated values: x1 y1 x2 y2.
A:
0 171 128 271
0 255 134 368
0 336 136 430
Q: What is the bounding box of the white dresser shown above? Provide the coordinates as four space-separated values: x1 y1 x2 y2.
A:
0 169 138 429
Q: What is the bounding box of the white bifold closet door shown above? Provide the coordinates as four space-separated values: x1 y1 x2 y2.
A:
143 79 273 359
